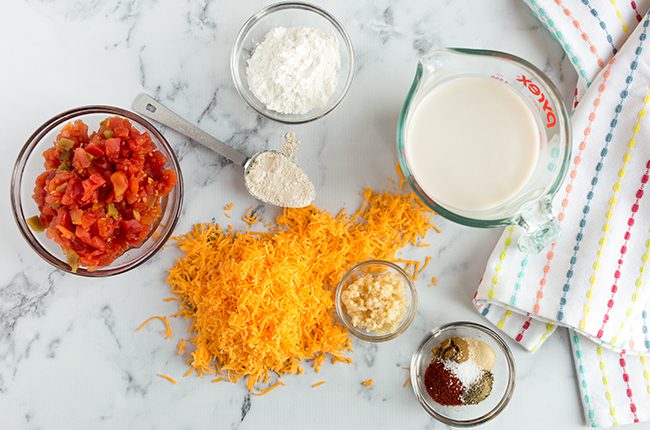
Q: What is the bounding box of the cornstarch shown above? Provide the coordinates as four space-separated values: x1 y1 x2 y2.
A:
246 26 340 115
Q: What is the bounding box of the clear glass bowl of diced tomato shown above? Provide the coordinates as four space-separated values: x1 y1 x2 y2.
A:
11 106 183 277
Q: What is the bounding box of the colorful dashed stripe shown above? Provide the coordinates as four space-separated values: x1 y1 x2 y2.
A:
530 322 555 352
581 90 650 331
618 351 639 423
515 316 533 343
529 0 591 83
554 0 606 67
597 345 619 426
640 353 650 395
510 256 529 306
488 226 515 300
630 1 644 22
535 59 614 316
573 333 598 427
557 17 649 322
609 0 630 32
581 0 619 55
497 308 513 329
606 162 650 344
641 306 650 349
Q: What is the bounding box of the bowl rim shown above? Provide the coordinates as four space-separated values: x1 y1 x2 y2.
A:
335 259 418 342
230 1 355 124
410 321 516 427
10 105 184 278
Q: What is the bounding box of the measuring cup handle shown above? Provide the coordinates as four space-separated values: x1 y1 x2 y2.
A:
515 197 560 254
133 93 249 167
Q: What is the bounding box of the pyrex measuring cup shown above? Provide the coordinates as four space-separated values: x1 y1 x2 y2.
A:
397 48 571 253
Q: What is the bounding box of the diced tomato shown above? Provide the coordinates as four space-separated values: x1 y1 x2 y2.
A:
111 171 129 201
72 147 92 170
29 117 176 271
114 126 130 138
85 141 105 158
105 138 121 159
96 217 116 238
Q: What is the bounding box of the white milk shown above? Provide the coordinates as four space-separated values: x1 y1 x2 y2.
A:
405 76 540 212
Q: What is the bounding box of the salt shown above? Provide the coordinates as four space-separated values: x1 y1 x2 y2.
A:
443 359 483 388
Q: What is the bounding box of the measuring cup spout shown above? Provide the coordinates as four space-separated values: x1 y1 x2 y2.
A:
516 197 560 253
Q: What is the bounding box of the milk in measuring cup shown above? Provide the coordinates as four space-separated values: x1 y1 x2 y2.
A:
405 76 540 212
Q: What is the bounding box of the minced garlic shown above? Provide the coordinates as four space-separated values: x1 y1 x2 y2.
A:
341 272 408 334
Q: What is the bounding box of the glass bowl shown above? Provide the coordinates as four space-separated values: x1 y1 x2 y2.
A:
231 1 354 124
410 322 516 427
11 106 183 277
335 260 417 342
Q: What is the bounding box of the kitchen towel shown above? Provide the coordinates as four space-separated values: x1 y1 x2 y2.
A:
473 1 650 427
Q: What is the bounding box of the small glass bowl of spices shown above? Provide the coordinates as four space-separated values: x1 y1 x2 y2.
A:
335 260 417 342
231 1 354 124
410 322 515 426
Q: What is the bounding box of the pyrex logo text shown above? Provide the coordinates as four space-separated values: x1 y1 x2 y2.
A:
517 75 556 128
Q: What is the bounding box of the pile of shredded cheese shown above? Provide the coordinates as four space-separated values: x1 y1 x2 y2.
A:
165 189 437 391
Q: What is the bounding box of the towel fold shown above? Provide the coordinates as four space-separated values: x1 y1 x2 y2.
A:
474 1 650 426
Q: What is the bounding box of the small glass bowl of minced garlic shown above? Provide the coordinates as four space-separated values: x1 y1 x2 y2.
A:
410 322 516 427
335 260 417 342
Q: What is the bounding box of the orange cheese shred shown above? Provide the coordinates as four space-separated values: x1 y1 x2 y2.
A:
164 189 437 390
136 315 172 339
158 373 177 384
253 381 285 396
361 379 374 387
177 339 186 356
312 380 327 388
403 376 411 388
419 256 432 274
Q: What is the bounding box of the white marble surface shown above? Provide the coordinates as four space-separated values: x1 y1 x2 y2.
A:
0 0 602 429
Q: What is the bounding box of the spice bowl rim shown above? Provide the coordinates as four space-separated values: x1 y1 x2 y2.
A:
10 105 184 277
410 321 516 427
230 1 355 124
335 259 418 342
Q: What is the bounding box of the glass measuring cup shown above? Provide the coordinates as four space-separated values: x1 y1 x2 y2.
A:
397 48 571 253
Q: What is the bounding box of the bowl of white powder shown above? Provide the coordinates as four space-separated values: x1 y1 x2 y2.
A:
231 2 354 124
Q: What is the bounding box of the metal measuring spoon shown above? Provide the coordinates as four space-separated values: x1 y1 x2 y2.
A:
132 94 314 208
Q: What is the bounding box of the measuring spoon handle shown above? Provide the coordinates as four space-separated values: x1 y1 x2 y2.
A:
133 93 248 167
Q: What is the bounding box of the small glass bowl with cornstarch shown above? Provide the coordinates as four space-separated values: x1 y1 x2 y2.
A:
231 2 354 124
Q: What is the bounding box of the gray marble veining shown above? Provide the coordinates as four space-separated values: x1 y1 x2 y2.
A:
0 1 587 429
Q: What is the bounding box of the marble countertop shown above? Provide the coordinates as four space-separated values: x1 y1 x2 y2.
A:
0 0 592 429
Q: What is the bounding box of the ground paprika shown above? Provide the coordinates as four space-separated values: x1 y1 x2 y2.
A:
423 359 464 406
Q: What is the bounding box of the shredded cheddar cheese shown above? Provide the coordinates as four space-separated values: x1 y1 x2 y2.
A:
158 373 177 384
136 316 172 339
312 380 327 388
253 381 285 396
420 256 432 274
177 339 186 356
361 379 373 387
165 189 437 390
